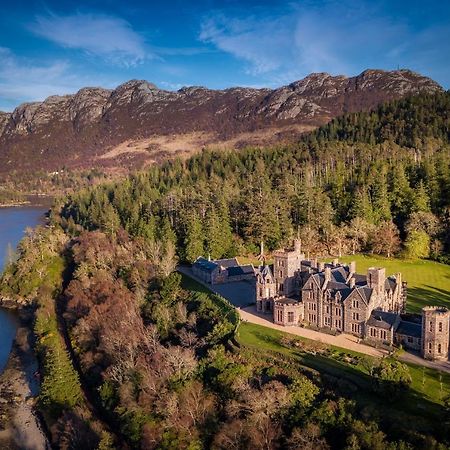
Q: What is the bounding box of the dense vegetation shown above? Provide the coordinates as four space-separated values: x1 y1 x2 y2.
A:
1 91 450 449
57 91 450 265
3 225 450 449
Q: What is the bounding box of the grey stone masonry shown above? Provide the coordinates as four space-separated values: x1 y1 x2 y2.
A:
422 306 450 360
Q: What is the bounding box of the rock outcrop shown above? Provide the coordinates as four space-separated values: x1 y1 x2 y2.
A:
0 69 442 174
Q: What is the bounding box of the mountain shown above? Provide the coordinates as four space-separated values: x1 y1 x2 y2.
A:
0 69 442 175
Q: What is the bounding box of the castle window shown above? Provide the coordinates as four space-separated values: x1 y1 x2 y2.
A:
326 305 330 314
288 312 294 323
279 283 284 292
439 322 443 332
352 300 359 308
352 312 360 321
438 344 442 354
430 321 433 332
280 271 283 278
277 310 283 322
407 336 413 343
429 342 432 352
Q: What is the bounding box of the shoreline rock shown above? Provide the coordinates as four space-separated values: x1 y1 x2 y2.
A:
0 310 51 450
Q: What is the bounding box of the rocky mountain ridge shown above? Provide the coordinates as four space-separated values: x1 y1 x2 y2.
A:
0 69 442 174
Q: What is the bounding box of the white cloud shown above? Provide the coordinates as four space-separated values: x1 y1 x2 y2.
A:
200 13 297 75
0 48 116 111
30 12 150 66
198 1 448 86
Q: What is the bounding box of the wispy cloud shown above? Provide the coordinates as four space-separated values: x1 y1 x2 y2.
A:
0 48 115 111
199 1 450 86
29 12 150 66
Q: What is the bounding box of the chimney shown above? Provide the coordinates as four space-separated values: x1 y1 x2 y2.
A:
311 258 318 269
349 261 356 275
332 258 339 267
318 261 325 272
294 238 301 253
324 267 332 283
349 277 356 289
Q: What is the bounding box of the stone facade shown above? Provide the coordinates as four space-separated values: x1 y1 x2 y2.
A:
274 298 303 326
422 307 450 360
192 257 254 285
254 240 450 361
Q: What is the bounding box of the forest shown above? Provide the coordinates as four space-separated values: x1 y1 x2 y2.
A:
1 91 449 449
57 91 450 264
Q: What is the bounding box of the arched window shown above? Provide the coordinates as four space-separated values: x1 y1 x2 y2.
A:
438 343 442 354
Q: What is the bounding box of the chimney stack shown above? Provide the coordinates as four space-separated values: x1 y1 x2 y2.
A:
294 238 301 253
318 261 325 272
349 277 356 289
324 267 332 283
349 261 356 275
332 258 339 267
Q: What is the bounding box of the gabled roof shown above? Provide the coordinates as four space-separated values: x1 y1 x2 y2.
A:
193 257 219 272
227 264 254 276
257 264 274 281
367 310 399 330
215 258 239 268
396 320 422 338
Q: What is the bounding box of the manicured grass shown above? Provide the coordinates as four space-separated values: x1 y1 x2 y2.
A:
337 255 450 314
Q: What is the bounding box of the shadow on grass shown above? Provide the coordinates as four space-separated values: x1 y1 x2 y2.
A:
408 286 450 313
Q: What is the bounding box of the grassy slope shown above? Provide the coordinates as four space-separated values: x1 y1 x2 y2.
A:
237 321 450 428
337 255 450 314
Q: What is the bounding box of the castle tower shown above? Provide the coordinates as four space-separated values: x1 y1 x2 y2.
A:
273 240 305 297
422 306 450 361
256 265 276 313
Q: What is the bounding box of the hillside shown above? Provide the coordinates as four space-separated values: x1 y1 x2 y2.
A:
0 69 442 175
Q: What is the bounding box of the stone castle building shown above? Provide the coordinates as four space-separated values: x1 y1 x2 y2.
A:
255 239 448 361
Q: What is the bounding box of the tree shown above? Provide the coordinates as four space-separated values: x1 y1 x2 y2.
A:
370 221 401 257
404 230 431 259
184 213 204 262
371 360 412 399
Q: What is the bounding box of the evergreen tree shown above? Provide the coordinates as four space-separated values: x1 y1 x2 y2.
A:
184 213 205 262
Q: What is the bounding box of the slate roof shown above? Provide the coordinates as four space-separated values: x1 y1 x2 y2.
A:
396 320 422 338
367 310 399 330
385 277 397 290
330 266 349 283
356 286 374 302
193 257 218 272
227 265 254 276
215 258 239 268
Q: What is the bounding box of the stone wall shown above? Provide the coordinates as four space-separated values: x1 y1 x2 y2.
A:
422 306 450 360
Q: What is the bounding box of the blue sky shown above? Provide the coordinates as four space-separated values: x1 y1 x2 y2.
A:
0 0 449 111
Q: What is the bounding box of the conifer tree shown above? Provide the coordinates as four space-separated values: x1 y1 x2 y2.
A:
184 213 204 263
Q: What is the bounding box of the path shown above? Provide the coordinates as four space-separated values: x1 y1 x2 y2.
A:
180 266 450 374
239 305 386 357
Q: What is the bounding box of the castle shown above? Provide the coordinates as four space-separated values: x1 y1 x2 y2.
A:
254 240 449 361
192 243 450 361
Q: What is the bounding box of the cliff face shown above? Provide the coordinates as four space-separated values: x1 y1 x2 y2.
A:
0 69 442 174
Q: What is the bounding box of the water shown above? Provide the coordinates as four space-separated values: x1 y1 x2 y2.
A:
0 202 49 373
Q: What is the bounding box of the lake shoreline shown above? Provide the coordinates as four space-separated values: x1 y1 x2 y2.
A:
0 308 50 449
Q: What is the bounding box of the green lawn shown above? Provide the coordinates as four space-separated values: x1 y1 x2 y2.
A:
237 321 450 423
336 255 450 314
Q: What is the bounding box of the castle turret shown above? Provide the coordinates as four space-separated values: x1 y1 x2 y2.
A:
273 240 305 297
422 306 450 361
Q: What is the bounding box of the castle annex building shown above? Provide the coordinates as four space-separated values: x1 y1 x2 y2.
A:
254 240 448 361
192 243 449 361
